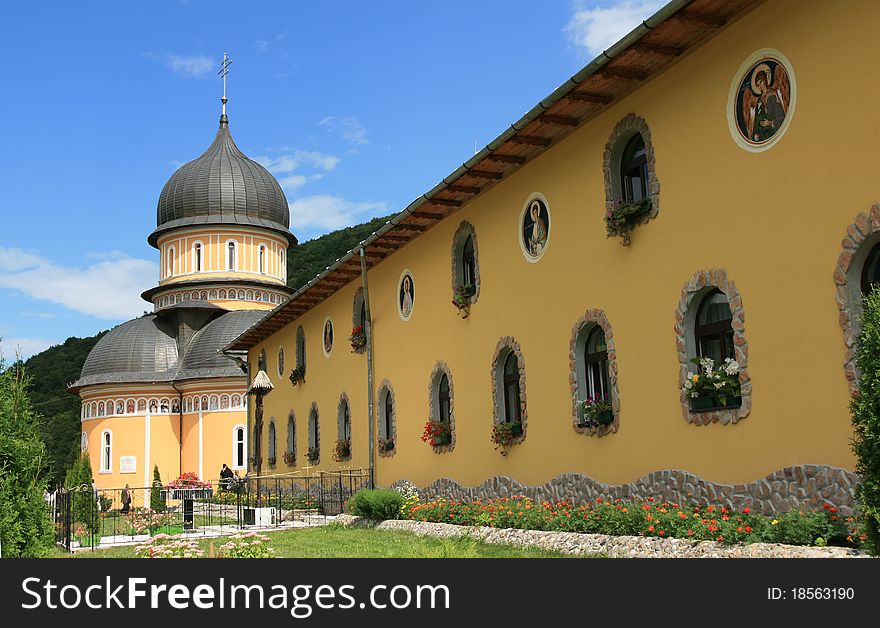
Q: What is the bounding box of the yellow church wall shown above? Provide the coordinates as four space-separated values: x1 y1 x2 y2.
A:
250 0 870 493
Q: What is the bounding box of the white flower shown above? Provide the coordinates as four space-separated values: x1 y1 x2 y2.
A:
684 380 693 390
714 382 724 390
699 357 714 373
723 359 740 375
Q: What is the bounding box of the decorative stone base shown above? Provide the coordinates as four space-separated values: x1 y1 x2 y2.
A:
392 465 860 517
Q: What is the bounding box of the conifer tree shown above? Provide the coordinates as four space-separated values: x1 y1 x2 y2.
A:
0 354 54 557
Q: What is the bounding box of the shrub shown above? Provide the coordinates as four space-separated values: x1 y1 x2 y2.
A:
348 488 405 520
851 288 880 555
64 453 100 534
405 495 861 549
217 532 274 558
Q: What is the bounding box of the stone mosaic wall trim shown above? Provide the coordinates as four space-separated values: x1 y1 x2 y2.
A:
603 113 660 227
377 379 397 459
834 205 880 394
675 269 751 425
427 360 455 453
569 309 619 437
490 336 527 449
393 465 860 516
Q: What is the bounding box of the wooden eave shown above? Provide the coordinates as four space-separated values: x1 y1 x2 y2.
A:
224 0 764 353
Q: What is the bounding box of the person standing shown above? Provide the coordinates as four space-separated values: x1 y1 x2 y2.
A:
121 484 131 514
219 463 234 491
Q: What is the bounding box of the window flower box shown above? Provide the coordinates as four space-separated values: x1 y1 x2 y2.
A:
288 365 306 386
452 284 476 318
577 396 613 428
333 438 351 461
421 419 452 447
306 447 320 464
683 356 742 413
350 325 367 353
605 198 652 246
378 437 395 452
491 420 523 453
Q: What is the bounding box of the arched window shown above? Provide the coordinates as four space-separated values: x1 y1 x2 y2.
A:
168 247 175 276
268 420 277 465
378 382 395 453
308 405 320 464
258 350 267 373
227 240 237 271
233 425 246 469
100 430 112 472
280 249 286 279
502 353 521 424
620 134 648 202
584 326 609 401
259 245 266 274
335 396 352 461
277 347 285 376
695 289 735 364
451 221 480 312
463 235 476 286
438 374 451 424
193 242 203 272
286 413 295 465
296 326 306 373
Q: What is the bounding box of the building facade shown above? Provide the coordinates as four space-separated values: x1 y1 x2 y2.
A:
70 101 295 504
227 0 873 514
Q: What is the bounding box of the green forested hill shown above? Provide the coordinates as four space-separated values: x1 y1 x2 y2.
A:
286 214 393 290
21 214 393 485
22 333 105 486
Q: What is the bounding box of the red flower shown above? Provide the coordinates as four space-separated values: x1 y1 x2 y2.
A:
742 507 750 514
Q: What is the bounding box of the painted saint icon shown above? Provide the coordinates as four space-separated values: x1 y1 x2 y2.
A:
399 273 415 319
736 58 790 145
522 198 549 259
323 319 334 355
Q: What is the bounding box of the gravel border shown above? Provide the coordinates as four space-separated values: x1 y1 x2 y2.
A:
333 515 871 558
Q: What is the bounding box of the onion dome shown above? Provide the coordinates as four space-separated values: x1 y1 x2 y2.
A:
148 115 295 247
70 316 179 391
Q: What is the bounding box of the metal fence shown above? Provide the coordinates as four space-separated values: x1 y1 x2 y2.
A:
50 469 370 552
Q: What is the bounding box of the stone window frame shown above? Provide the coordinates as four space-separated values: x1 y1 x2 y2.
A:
490 337 527 445
295 325 307 375
603 114 661 232
835 206 880 393
675 269 751 425
377 379 397 458
427 361 456 453
569 309 620 437
451 220 481 306
352 288 367 354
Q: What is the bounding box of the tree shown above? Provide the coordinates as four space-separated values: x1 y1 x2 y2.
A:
0 353 54 557
851 288 880 555
64 453 99 534
151 464 166 512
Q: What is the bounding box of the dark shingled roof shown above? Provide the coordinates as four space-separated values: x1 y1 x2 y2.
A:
69 309 268 392
148 117 295 247
176 310 265 381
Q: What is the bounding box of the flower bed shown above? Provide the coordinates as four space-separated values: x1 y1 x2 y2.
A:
405 496 865 549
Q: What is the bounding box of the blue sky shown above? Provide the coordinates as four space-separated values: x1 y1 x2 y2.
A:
0 0 664 359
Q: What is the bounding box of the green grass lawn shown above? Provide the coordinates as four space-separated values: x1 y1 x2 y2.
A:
53 524 597 558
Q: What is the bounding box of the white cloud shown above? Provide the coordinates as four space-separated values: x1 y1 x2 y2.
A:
564 1 665 58
288 195 388 232
0 247 157 320
277 173 324 191
255 150 341 174
165 54 214 78
0 337 58 361
319 116 369 146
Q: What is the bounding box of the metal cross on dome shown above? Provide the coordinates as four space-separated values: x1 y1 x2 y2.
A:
219 52 232 115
